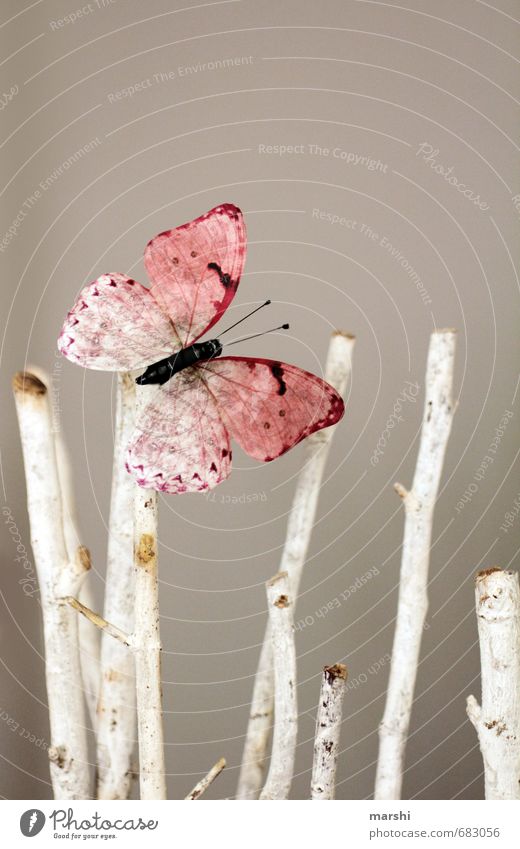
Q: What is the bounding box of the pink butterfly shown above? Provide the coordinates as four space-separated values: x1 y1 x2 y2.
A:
58 204 344 494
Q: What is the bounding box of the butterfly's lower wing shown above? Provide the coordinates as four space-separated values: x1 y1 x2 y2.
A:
125 356 342 494
126 369 232 493
144 204 246 348
58 273 179 370
199 356 344 461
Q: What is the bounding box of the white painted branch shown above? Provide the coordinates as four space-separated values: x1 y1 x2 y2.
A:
260 572 297 800
54 427 101 730
281 333 356 601
13 372 90 799
132 417 166 799
237 635 273 799
375 330 456 800
96 372 137 800
466 568 520 799
237 331 355 799
311 663 347 799
29 364 101 728
185 757 226 800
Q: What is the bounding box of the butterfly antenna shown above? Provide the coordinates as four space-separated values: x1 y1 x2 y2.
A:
224 324 290 347
218 300 271 336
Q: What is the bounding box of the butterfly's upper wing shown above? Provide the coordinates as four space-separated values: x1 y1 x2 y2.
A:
144 203 246 348
58 204 245 371
126 370 232 493
198 356 344 461
58 273 179 370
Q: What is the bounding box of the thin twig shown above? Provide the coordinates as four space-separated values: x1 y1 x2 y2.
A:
184 757 226 800
467 567 520 799
374 330 457 800
63 596 132 647
311 663 347 799
237 331 355 799
96 372 137 800
260 572 297 800
13 371 89 799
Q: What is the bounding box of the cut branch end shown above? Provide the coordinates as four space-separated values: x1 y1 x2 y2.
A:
466 694 482 729
274 593 290 609
394 482 408 500
332 330 356 341
475 566 503 582
136 533 156 566
76 545 91 573
12 371 47 396
324 663 347 682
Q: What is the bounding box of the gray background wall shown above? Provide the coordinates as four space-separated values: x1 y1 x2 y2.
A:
1 0 519 800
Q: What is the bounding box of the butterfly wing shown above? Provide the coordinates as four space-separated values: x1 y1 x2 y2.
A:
198 356 344 462
126 370 232 493
58 273 178 370
144 203 246 347
58 204 245 371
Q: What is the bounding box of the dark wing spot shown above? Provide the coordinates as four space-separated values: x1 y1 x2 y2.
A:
190 250 198 257
207 262 232 288
172 256 179 265
264 422 271 429
210 462 218 473
271 363 287 396
222 449 228 457
279 409 286 417
192 472 201 480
